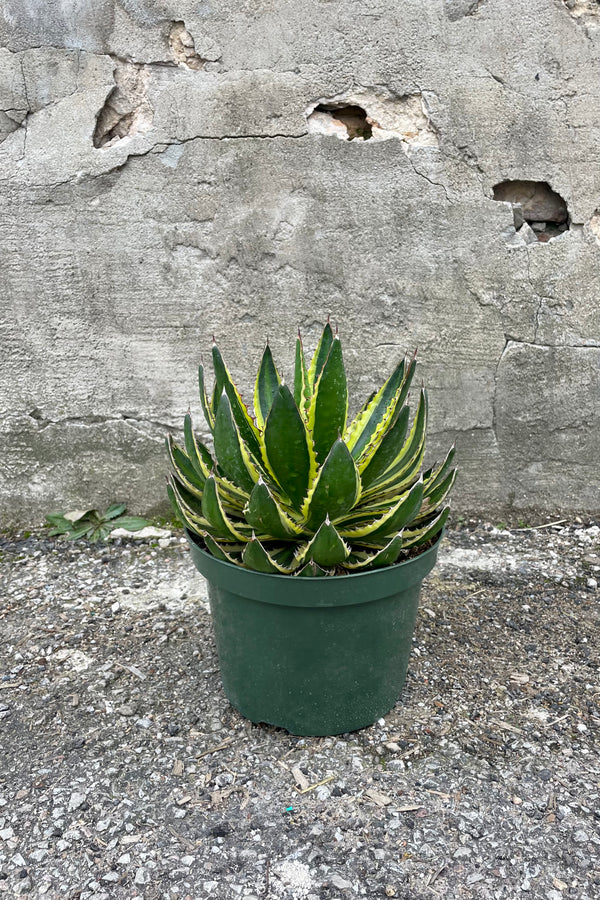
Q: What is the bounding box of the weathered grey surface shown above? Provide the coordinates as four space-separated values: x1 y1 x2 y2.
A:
1 0 600 523
0 521 598 899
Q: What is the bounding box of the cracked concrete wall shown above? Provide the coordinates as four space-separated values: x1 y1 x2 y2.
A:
1 0 599 524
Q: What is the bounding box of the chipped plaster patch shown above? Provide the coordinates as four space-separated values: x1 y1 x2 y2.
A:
93 61 153 149
306 90 438 148
169 21 206 70
588 211 600 245
563 0 600 18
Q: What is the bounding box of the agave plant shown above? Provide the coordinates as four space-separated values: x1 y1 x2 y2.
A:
167 323 456 576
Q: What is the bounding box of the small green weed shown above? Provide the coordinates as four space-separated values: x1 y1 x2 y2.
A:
45 504 149 543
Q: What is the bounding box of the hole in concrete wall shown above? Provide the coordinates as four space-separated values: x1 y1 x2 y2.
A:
306 91 438 147
588 211 600 245
93 62 153 149
308 104 373 141
562 0 600 19
493 180 569 243
169 21 206 70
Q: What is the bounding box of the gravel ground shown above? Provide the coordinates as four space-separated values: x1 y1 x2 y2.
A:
0 520 598 900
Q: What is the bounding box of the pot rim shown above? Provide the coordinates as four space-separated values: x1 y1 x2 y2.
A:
185 528 444 607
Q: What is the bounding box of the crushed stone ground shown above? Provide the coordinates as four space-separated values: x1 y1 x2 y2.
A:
0 520 598 900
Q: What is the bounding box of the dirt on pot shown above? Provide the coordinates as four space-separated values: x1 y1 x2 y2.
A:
0 519 598 899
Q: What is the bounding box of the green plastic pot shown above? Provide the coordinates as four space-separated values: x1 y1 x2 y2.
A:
186 531 442 736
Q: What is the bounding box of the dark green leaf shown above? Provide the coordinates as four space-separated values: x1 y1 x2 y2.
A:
45 513 73 534
307 321 334 389
166 483 183 524
302 438 360 530
213 393 256 493
402 505 449 548
242 537 285 573
363 389 427 493
345 533 404 570
254 344 281 430
169 475 204 518
347 355 415 460
364 477 424 540
425 467 457 507
308 336 348 464
68 524 93 541
423 446 456 496
295 561 330 577
166 435 205 496
104 503 127 520
111 516 149 532
212 341 262 458
202 533 244 565
293 333 309 413
263 384 316 510
304 518 350 567
244 480 302 540
184 414 213 481
201 475 246 541
341 477 423 541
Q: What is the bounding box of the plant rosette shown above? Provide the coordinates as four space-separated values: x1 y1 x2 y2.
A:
167 322 456 735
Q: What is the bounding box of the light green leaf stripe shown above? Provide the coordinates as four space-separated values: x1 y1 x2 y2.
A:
359 434 426 506
169 474 206 519
355 376 420 475
168 478 212 532
423 446 456 496
215 474 250 511
402 505 450 547
339 477 423 540
344 533 404 570
365 477 424 540
166 436 205 499
345 355 415 460
360 406 410 490
293 333 309 416
361 389 427 490
201 475 248 542
198 364 215 432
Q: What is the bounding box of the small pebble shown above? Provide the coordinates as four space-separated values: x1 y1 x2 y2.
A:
134 867 151 885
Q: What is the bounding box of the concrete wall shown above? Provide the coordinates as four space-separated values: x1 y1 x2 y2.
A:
1 0 599 525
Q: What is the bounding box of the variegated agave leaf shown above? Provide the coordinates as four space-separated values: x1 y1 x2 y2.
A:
168 323 456 574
